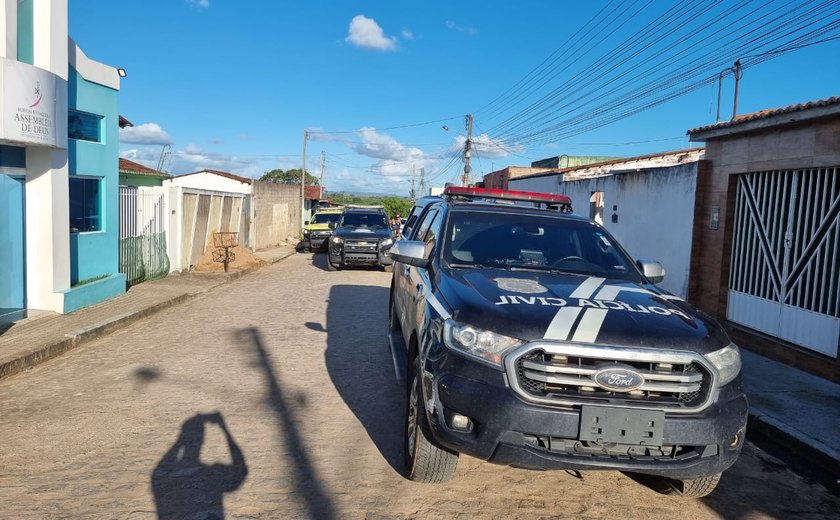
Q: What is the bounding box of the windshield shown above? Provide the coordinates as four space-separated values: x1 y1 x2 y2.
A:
443 210 641 281
311 212 341 224
340 212 389 229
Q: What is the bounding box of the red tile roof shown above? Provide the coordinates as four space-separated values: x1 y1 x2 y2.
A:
688 96 840 135
118 158 170 177
177 169 253 185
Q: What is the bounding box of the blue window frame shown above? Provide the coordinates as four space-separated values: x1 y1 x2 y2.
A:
69 177 102 233
68 110 103 143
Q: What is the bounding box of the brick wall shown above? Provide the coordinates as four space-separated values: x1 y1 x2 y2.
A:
252 182 301 250
689 117 840 379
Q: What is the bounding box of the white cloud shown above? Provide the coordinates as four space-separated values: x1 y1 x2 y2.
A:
119 123 173 145
346 15 397 51
545 142 558 149
445 20 477 36
186 0 209 8
353 127 424 162
401 29 414 40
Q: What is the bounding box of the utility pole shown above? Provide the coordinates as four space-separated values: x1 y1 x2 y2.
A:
732 60 743 120
410 164 416 202
301 130 308 227
419 167 426 197
319 150 325 198
462 113 473 187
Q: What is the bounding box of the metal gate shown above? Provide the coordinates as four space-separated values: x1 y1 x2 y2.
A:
728 168 840 357
119 186 170 287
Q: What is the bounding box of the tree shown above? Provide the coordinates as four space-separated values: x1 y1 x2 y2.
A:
259 168 319 185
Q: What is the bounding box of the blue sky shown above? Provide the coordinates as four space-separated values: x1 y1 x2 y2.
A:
69 1 840 195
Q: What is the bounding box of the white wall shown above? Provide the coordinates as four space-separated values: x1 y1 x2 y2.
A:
164 172 252 194
511 163 699 297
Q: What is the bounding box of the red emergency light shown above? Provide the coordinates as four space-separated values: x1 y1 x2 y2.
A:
443 186 572 210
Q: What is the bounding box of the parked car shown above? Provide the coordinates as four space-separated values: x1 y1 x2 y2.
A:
328 206 395 271
303 207 343 252
387 186 747 497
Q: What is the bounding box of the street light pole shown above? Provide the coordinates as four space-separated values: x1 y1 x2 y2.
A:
301 130 308 227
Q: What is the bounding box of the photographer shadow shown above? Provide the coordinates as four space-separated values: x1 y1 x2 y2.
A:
152 412 247 519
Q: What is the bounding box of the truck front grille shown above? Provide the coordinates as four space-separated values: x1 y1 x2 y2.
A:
505 344 716 413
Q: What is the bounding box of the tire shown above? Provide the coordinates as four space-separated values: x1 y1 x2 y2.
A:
664 473 721 498
383 264 394 273
328 260 341 271
404 358 458 483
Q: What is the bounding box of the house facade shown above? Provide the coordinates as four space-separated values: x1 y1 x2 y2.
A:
509 149 705 298
119 157 171 187
688 97 840 381
1 0 125 320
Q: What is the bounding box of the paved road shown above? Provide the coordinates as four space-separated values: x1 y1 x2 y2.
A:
1 253 838 519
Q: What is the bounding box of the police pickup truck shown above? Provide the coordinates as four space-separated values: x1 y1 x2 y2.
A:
387 186 747 498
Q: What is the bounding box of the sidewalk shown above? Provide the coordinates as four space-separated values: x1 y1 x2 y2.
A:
0 251 837 481
740 349 840 478
0 245 296 381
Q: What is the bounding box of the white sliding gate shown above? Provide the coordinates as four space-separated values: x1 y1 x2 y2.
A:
728 168 840 357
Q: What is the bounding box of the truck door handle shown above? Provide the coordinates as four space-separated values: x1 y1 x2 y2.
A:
403 266 411 276
414 284 424 300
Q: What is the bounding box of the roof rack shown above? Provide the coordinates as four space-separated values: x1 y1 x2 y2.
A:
443 186 573 212
345 204 385 210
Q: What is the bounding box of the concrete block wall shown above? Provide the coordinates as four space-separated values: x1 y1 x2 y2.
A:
252 181 301 250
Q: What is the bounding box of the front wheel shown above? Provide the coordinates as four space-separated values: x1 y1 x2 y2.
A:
664 473 721 498
328 260 341 271
404 358 458 483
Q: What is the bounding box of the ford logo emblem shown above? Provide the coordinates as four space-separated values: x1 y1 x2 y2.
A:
593 367 645 392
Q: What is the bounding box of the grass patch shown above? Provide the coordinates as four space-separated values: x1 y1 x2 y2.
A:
71 274 111 288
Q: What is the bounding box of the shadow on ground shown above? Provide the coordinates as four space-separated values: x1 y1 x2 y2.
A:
322 284 405 474
151 412 248 519
236 327 338 520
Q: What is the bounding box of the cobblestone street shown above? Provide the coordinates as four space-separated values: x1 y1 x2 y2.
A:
1 253 838 519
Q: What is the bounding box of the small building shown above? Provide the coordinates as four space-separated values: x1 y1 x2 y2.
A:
119 158 171 187
482 166 555 190
163 168 253 194
688 96 840 381
1 0 126 320
510 148 705 298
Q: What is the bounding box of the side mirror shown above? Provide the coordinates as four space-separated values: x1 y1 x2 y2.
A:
304 221 309 226
328 222 337 230
637 259 665 284
390 240 428 268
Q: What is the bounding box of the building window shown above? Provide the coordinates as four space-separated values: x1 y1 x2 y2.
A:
68 110 103 143
70 177 102 233
17 0 34 64
0 145 26 168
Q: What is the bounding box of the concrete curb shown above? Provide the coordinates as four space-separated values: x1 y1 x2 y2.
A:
0 249 295 382
748 411 840 478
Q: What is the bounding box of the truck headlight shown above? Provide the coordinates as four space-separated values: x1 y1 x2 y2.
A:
443 319 523 367
380 237 394 249
303 229 310 236
330 236 343 245
704 343 741 386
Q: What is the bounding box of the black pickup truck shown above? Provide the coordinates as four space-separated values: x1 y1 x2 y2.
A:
387 186 747 498
328 206 395 271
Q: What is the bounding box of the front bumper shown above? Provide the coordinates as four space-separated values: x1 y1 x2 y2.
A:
306 233 331 249
329 242 394 266
422 350 748 480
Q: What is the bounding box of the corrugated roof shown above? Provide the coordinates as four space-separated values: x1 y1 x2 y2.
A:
118 158 170 177
515 147 704 181
688 96 840 135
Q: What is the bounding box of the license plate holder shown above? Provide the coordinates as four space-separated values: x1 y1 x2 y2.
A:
579 406 665 445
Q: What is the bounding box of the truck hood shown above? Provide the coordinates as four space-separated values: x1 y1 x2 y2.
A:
304 223 332 232
438 268 729 354
334 227 393 240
